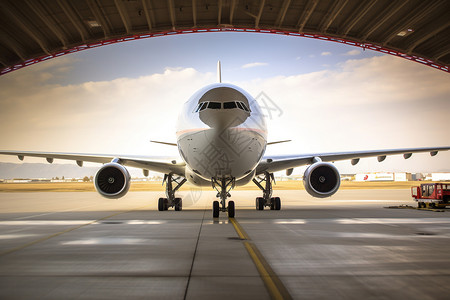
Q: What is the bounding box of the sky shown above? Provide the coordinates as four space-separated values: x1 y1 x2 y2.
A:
0 32 449 175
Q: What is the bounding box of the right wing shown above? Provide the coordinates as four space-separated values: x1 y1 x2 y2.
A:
0 150 186 176
256 146 450 175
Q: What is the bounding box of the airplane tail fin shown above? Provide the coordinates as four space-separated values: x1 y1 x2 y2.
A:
217 60 221 83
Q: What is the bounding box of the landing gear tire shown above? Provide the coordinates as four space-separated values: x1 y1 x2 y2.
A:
228 201 235 218
274 197 281 210
175 198 182 211
158 197 165 211
213 201 220 218
256 197 264 210
269 197 281 210
253 172 277 212
159 173 186 212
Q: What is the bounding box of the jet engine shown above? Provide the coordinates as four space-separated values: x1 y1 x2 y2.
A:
94 163 131 199
303 162 340 198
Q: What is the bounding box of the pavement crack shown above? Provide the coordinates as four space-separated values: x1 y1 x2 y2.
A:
183 208 206 300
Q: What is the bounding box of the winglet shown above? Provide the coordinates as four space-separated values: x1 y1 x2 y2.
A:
217 60 222 83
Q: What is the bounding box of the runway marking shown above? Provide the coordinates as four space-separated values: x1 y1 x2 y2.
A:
14 203 103 220
3 218 449 227
61 238 147 245
0 220 94 226
336 218 450 224
0 204 152 257
230 218 292 300
0 234 37 239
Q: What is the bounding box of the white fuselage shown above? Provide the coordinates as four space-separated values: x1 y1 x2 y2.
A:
176 83 267 186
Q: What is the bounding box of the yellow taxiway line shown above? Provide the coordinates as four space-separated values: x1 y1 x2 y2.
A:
230 218 292 300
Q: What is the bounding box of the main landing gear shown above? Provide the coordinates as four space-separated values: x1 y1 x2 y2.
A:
252 172 281 211
158 173 187 211
212 177 236 218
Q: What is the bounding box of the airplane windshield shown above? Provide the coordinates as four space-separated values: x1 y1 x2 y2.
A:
240 102 250 112
195 101 250 112
208 102 221 109
224 102 237 109
199 102 208 111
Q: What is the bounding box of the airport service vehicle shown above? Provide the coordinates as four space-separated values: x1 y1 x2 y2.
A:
412 183 450 208
1 63 449 218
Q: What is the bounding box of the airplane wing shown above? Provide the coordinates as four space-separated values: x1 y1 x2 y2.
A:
256 146 450 175
0 151 186 176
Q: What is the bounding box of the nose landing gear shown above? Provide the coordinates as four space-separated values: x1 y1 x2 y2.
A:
212 177 236 218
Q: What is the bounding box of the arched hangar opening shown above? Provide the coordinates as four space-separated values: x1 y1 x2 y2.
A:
0 0 448 75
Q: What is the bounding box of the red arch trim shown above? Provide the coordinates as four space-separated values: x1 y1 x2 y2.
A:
1 27 448 76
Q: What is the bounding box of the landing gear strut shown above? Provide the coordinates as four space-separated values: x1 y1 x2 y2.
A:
158 173 187 211
252 172 281 211
212 177 236 218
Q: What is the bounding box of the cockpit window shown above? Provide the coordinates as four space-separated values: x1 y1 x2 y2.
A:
195 101 250 112
240 102 250 112
207 102 221 109
199 102 208 111
223 101 237 109
195 102 208 112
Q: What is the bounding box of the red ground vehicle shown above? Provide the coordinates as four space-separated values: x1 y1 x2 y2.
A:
411 183 450 208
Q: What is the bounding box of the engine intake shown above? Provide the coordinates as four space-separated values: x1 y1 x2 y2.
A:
94 163 130 199
303 162 340 198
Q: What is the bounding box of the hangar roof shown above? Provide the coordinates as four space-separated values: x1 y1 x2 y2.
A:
0 0 449 75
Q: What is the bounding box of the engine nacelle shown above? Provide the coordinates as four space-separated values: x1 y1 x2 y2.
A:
94 163 131 199
303 162 340 198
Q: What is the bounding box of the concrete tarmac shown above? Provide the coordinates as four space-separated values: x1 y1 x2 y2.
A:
0 189 449 299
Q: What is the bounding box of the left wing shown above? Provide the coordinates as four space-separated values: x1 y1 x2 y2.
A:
0 151 186 176
256 146 450 175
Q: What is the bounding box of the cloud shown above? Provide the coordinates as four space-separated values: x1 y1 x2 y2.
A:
0 55 448 172
321 52 331 56
236 55 450 171
344 49 361 56
0 62 214 157
241 62 268 69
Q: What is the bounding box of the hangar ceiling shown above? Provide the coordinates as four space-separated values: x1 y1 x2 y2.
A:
0 0 449 75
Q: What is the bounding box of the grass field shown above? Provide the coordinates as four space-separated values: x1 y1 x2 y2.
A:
0 180 428 193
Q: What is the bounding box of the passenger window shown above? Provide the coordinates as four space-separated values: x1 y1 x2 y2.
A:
224 102 237 109
208 102 221 109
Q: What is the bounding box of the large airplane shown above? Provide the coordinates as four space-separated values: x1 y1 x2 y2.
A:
1 62 449 218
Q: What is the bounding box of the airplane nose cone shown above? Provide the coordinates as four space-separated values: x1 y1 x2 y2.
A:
199 109 249 129
196 86 251 129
